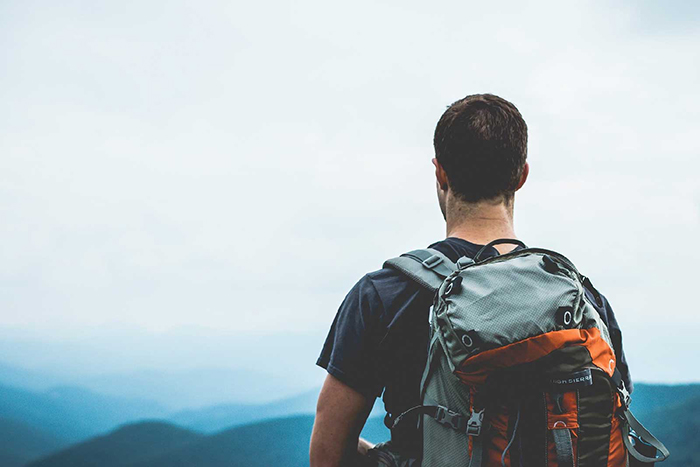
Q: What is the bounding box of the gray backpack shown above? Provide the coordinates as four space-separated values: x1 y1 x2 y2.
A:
381 239 668 467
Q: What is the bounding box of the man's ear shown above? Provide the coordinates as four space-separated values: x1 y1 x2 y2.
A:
515 162 529 191
432 158 449 191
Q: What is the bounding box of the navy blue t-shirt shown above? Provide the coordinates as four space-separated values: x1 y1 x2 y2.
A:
317 237 631 447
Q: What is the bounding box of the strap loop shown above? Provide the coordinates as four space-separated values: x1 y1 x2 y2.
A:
474 238 527 262
421 254 443 270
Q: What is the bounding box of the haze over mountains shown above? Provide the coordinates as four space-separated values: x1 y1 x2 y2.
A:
0 329 324 408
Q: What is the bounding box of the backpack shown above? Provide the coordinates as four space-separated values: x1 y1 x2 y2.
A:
383 239 669 467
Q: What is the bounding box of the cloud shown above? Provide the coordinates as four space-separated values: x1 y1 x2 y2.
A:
0 0 698 381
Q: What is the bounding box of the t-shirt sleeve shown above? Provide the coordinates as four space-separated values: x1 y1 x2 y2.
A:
316 275 385 399
584 286 633 393
599 294 633 393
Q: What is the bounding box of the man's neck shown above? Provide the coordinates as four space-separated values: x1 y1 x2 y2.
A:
445 196 517 254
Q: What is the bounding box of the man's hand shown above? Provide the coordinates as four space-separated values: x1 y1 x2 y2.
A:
310 374 374 466
357 437 375 456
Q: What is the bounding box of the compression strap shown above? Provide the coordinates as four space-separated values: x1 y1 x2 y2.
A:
552 427 575 467
390 404 485 466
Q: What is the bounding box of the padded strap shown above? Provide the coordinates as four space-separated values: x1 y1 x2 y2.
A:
384 248 457 292
552 428 575 467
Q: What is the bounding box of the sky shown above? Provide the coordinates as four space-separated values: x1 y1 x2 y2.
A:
1 0 699 390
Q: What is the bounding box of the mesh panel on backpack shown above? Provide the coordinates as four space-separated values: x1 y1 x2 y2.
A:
421 344 472 465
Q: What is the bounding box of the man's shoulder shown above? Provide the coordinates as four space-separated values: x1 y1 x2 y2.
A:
355 266 424 315
363 237 481 288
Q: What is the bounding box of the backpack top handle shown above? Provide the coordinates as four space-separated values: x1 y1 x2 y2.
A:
474 238 528 262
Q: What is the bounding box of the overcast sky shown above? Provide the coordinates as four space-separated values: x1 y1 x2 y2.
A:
1 0 699 385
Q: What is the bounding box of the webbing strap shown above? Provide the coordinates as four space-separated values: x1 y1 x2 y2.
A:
552 428 575 467
621 408 670 463
402 249 457 279
611 369 670 463
391 404 468 432
391 403 485 466
419 331 441 398
468 434 483 467
383 248 457 292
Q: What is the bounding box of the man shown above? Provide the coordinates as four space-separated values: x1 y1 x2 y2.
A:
309 94 630 466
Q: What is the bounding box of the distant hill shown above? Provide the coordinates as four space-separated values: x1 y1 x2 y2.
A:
27 421 203 467
0 417 67 467
169 389 320 432
630 383 700 418
30 417 313 467
643 395 700 467
0 383 166 442
361 416 390 444
0 360 314 411
131 416 314 467
170 388 386 433
0 363 68 393
80 367 312 409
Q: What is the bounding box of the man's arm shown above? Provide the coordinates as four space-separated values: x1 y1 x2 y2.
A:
310 374 374 467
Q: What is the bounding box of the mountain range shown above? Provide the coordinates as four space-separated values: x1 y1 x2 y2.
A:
169 388 386 433
27 415 391 467
25 399 700 467
0 417 66 467
0 367 697 466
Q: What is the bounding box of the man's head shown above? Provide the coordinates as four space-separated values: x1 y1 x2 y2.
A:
433 94 529 217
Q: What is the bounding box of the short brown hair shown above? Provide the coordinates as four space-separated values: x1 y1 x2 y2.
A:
434 94 528 202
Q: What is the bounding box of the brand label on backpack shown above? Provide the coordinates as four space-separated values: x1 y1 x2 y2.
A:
549 368 593 389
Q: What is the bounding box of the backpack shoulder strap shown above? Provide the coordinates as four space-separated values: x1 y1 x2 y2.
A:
383 248 457 292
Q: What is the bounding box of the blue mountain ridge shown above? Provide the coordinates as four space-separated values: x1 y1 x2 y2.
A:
2 373 698 467
0 383 167 443
26 396 700 467
0 417 66 467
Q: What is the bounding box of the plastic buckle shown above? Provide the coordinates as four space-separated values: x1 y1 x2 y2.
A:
615 379 632 409
434 406 466 432
619 384 632 409
422 255 443 270
466 409 485 436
